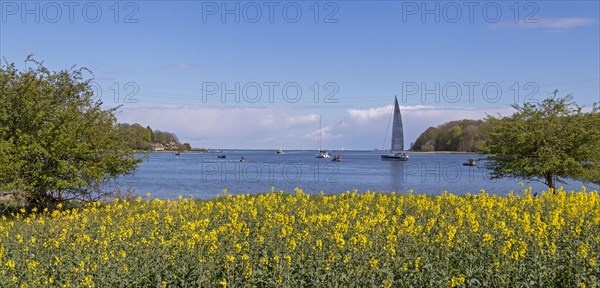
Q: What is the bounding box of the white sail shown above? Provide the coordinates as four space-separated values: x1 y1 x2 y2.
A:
381 96 408 161
390 96 404 152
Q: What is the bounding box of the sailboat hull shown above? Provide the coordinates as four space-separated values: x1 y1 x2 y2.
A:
381 154 409 161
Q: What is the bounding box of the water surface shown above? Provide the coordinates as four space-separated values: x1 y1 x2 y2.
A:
118 151 598 199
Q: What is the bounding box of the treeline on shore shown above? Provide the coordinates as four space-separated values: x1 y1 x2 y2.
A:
117 123 198 151
411 119 489 152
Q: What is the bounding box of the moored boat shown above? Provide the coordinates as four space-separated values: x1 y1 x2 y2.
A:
381 96 409 161
331 154 342 162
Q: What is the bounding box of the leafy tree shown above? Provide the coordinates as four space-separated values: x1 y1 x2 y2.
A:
411 119 487 152
118 123 152 150
152 130 180 147
0 57 142 207
480 91 600 190
146 126 154 143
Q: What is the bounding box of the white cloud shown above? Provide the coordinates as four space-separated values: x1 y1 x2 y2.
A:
116 106 319 149
116 105 515 150
347 106 392 122
347 105 436 122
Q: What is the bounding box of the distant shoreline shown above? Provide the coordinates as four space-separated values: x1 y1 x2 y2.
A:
141 150 478 154
410 151 478 154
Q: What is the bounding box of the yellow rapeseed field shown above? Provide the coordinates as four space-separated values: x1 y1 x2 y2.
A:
0 188 598 287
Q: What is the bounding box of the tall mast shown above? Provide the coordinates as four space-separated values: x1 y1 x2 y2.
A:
318 115 322 150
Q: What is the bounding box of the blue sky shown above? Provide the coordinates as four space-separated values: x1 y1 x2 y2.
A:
1 1 599 149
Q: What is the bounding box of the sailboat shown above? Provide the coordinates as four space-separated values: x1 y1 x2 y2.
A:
381 96 409 161
316 115 331 158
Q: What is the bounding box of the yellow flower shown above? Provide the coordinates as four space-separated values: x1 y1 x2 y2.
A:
577 243 590 259
483 233 493 244
27 260 38 271
5 259 15 269
369 257 379 269
448 274 466 287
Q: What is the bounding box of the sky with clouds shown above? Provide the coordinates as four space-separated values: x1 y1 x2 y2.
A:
1 1 598 149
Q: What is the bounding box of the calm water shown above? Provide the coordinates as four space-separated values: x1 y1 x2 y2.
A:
118 151 598 199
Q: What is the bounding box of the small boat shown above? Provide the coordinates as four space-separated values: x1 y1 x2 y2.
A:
175 152 180 156
217 154 226 159
276 148 285 155
381 96 409 161
240 157 246 162
316 150 331 158
463 159 477 166
331 154 342 162
381 153 409 161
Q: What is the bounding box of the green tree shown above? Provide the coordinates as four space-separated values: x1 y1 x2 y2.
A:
0 57 142 207
118 123 152 150
412 127 438 152
411 119 487 152
146 125 154 143
480 91 600 190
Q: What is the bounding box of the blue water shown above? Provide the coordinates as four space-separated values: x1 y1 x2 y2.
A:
117 151 599 199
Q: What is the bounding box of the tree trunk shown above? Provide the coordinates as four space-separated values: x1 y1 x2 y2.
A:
545 173 554 192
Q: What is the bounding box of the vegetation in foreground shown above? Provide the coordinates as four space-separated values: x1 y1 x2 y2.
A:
1 188 598 287
0 57 141 207
481 92 600 189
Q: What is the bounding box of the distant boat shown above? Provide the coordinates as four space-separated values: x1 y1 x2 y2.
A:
316 115 331 158
381 96 409 161
175 152 180 156
217 154 226 159
317 150 331 158
240 157 246 162
276 148 285 155
463 159 477 166
331 154 342 162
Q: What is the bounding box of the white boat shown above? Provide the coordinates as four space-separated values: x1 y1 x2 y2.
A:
276 148 285 154
315 116 331 158
317 150 331 158
381 96 409 161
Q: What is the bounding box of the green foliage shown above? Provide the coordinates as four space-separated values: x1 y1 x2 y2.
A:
117 123 190 151
151 129 180 146
117 123 152 150
0 57 142 207
411 119 489 152
480 91 600 189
